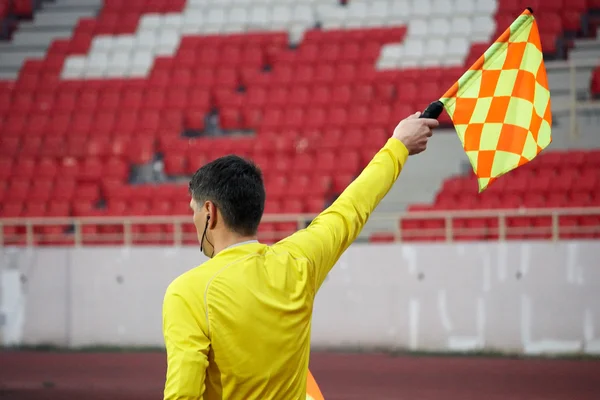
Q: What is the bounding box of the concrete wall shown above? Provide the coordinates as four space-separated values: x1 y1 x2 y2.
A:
0 242 599 355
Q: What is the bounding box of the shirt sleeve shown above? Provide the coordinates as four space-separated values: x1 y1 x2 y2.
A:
163 282 211 400
274 138 409 289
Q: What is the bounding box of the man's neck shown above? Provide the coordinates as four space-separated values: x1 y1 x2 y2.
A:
213 235 258 256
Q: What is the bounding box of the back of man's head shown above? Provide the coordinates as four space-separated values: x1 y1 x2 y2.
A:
189 155 265 237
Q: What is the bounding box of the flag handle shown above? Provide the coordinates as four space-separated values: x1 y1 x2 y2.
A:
419 100 444 119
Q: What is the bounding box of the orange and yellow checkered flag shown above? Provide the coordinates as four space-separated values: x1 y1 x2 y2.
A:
306 370 325 400
424 8 552 192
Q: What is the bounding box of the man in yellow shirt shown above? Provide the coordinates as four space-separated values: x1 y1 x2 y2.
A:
162 112 438 399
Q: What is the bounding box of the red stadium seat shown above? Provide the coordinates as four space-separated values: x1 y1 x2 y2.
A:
312 86 332 106
306 197 326 214
291 153 314 174
0 157 12 182
25 180 52 203
562 11 583 32
23 202 47 217
266 175 287 200
287 86 310 107
497 0 524 14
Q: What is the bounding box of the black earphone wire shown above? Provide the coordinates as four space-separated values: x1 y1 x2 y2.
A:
200 215 214 257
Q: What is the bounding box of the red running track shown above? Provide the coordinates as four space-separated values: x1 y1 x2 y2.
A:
0 351 599 399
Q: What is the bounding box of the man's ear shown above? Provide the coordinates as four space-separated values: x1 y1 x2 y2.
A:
204 201 217 229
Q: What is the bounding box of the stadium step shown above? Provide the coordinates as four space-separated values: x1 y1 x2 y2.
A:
546 59 598 103
0 0 101 77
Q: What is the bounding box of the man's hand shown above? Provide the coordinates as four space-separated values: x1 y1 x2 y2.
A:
392 112 439 155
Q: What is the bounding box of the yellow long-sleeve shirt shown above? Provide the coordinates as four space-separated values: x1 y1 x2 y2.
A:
162 138 409 400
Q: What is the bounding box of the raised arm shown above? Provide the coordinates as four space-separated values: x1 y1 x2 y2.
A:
163 281 211 400
274 113 438 289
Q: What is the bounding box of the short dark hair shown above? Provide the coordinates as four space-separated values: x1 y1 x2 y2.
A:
189 155 265 236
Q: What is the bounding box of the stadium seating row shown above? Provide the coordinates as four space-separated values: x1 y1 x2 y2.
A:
2 80 455 111
5 173 599 217
3 147 599 242
367 148 600 242
1 124 385 153
2 99 454 141
6 74 463 111
0 154 359 191
440 175 600 196
0 192 328 218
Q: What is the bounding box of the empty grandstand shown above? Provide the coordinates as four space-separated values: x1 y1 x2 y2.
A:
1 0 599 246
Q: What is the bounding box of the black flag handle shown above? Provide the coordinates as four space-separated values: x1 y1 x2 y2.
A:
419 100 444 119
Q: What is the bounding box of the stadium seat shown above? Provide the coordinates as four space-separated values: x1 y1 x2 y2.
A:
399 148 600 241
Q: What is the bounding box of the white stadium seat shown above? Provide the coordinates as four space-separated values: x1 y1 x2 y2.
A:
430 0 455 17
227 7 249 31
423 38 447 67
155 29 181 56
90 36 113 53
85 52 109 77
316 4 345 30
130 50 154 77
472 15 496 41
408 19 429 38
346 2 368 27
367 1 389 26
182 10 204 34
248 5 270 28
271 4 293 29
138 14 162 31
204 8 226 31
379 43 403 61
429 17 452 37
186 0 210 8
475 0 497 14
135 31 157 51
400 40 424 67
455 0 476 16
163 13 184 30
445 37 470 65
451 17 472 38
291 4 313 26
388 0 412 24
410 0 432 19
61 56 86 79
114 36 135 53
106 51 131 77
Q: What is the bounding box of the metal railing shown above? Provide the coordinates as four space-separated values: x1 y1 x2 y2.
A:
0 207 599 247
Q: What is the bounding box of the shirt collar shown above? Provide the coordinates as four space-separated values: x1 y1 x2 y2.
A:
223 240 259 251
213 239 261 259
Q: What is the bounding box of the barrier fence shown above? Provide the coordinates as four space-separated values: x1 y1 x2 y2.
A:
1 207 599 247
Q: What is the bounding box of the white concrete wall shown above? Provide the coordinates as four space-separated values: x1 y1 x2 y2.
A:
1 241 599 355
